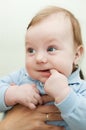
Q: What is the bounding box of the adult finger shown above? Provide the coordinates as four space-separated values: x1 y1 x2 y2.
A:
35 122 64 130
36 104 60 113
41 95 54 104
46 112 63 121
36 112 63 122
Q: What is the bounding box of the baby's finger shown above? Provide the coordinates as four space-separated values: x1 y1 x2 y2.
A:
27 102 36 109
50 69 57 74
31 96 38 105
34 93 42 105
10 83 16 86
32 84 40 93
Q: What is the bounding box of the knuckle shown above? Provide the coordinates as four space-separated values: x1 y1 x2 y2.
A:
35 121 43 129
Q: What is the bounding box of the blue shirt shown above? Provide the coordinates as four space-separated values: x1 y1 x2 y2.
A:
0 68 86 130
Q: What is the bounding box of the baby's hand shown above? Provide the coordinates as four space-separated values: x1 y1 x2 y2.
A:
44 69 70 103
5 84 42 109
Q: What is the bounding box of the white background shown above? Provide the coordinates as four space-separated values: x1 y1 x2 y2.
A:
0 0 86 77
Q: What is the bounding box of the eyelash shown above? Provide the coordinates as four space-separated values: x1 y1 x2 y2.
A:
47 46 57 52
27 48 36 54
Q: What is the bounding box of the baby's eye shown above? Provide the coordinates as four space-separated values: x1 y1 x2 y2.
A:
47 47 57 52
27 48 36 54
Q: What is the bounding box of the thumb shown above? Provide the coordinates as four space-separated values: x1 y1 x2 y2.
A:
50 69 64 77
50 69 57 74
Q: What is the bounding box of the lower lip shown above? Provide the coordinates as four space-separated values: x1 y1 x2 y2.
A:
39 71 51 77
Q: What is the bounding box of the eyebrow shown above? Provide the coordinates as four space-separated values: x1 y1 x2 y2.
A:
25 41 32 46
45 38 59 45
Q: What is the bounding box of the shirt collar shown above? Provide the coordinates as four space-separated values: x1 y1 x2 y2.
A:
68 68 81 85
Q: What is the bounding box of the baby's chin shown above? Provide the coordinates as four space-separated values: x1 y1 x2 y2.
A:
32 75 49 84
38 77 48 84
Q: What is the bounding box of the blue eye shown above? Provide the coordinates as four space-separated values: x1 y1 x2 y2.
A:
27 48 36 54
47 47 56 52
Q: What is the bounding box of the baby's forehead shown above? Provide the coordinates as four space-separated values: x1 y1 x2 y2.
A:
48 12 71 23
30 11 71 28
27 12 72 33
39 12 72 32
26 13 74 43
34 12 72 31
26 12 73 38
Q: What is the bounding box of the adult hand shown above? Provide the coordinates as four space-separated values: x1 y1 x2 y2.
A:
0 95 65 130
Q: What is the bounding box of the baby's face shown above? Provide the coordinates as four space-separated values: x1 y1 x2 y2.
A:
25 13 80 83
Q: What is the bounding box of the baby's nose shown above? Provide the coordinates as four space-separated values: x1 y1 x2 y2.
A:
36 52 47 63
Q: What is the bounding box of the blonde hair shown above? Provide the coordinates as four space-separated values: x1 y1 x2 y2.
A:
27 6 83 47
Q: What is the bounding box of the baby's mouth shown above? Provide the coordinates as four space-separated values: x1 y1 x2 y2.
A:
38 69 50 72
37 69 51 78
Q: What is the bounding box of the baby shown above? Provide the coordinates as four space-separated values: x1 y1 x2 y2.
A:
0 6 86 130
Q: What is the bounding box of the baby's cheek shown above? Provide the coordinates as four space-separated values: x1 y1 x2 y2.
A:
52 63 68 76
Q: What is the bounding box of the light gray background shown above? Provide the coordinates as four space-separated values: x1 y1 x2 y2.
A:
0 0 86 77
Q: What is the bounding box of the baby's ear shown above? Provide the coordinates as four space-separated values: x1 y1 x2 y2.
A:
73 45 84 65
